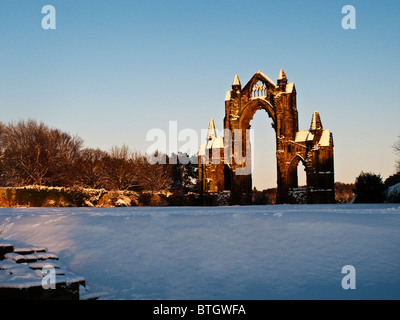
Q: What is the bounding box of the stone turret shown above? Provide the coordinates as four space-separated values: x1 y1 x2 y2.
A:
277 69 287 90
310 111 323 131
207 118 217 141
232 74 241 89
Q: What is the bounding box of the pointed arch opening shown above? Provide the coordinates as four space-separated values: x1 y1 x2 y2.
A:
287 154 308 204
239 98 276 131
249 109 278 204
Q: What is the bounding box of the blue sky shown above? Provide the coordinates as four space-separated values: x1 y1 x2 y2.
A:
1 0 399 188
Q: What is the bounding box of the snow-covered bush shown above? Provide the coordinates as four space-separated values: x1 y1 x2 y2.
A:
115 196 132 207
148 194 168 206
84 200 94 207
386 183 400 203
0 185 140 208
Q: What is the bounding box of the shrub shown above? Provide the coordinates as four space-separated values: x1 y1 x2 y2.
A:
335 182 355 204
354 172 385 203
386 183 400 203
384 172 400 189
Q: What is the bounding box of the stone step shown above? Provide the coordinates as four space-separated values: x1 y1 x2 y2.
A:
0 278 83 300
33 252 59 260
13 247 35 255
0 238 87 300
0 243 14 259
4 252 27 263
28 261 61 270
24 254 38 263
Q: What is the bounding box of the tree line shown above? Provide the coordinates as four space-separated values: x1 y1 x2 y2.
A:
1 119 399 204
0 120 197 194
352 136 400 203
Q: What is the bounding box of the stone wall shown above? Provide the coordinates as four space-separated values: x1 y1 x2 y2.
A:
0 186 139 208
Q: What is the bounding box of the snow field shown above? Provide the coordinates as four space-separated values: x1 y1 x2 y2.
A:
0 204 399 299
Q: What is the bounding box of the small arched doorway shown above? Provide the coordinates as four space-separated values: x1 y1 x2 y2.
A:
287 154 308 204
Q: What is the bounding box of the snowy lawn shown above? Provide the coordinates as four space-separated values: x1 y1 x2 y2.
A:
0 204 399 300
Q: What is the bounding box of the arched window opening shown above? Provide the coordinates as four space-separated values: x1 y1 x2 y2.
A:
252 81 267 98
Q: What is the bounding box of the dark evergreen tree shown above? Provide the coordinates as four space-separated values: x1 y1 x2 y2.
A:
384 172 400 189
354 171 385 203
170 152 198 193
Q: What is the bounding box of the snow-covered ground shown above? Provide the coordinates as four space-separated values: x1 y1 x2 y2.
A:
0 204 399 300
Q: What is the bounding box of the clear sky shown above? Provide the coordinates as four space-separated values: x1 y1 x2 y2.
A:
1 0 399 189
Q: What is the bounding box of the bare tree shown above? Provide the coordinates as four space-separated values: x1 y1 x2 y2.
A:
0 122 6 186
0 119 179 195
74 148 108 189
394 135 400 172
1 120 83 186
135 151 172 194
102 145 138 190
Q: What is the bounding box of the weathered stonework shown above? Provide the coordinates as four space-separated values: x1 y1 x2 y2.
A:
198 70 335 205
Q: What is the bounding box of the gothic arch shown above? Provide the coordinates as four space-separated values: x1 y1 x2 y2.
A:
287 154 307 188
199 70 335 205
238 98 276 131
242 71 277 94
289 153 306 168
